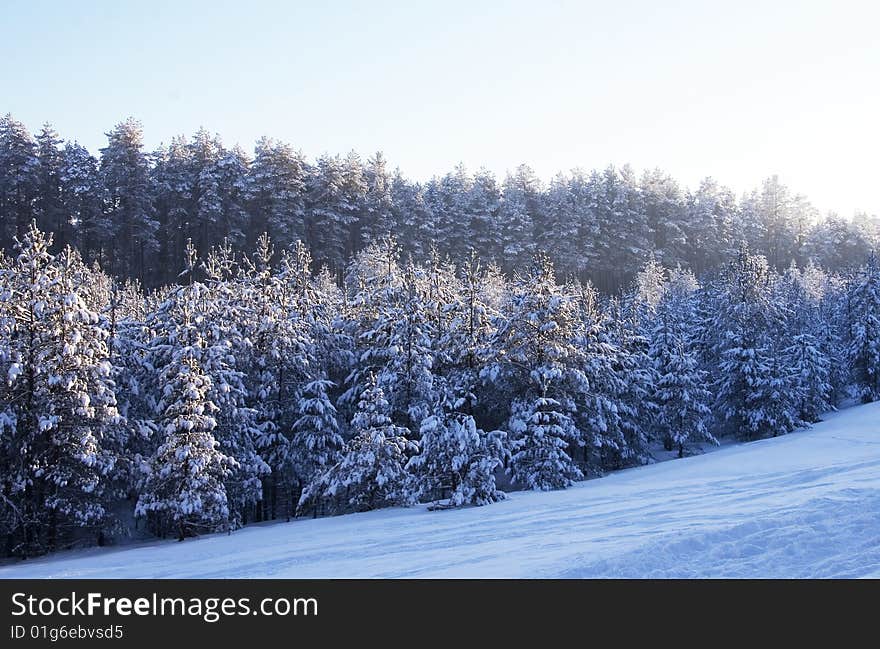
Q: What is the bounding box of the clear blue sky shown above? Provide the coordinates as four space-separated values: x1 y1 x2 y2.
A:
2 0 878 216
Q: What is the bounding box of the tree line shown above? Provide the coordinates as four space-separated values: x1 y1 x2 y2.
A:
1 218 878 557
2 114 879 293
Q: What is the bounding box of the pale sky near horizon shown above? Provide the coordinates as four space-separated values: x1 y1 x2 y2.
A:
2 0 878 216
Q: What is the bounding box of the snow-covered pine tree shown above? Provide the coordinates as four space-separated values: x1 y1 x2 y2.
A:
506 396 582 491
633 253 667 317
298 376 415 515
498 165 539 272
486 253 585 489
591 165 650 287
402 251 509 507
603 295 655 467
104 276 157 500
567 280 627 473
651 341 715 457
430 164 472 260
34 124 67 249
784 333 832 422
422 248 460 383
847 252 880 402
136 354 235 540
341 238 436 433
59 142 106 264
536 173 579 277
246 137 308 254
440 251 500 420
99 118 158 281
378 261 436 432
406 336 507 513
813 273 849 406
197 242 270 522
711 246 800 439
361 152 394 245
468 168 503 264
288 379 344 517
0 224 121 555
144 242 267 527
648 269 717 457
641 168 687 268
390 171 433 261
0 114 40 250
777 264 834 422
408 409 506 508
213 145 250 250
37 247 123 549
237 234 313 520
306 152 364 277
683 177 737 275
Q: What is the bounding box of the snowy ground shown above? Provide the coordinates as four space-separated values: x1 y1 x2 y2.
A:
3 402 880 579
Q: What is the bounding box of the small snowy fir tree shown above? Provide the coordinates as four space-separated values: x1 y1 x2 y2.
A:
407 402 506 508
648 268 717 456
604 295 655 467
238 235 312 520
847 253 880 402
711 247 800 439
486 254 586 488
0 225 121 555
507 396 582 490
136 355 235 540
288 379 344 514
298 377 415 515
784 333 832 423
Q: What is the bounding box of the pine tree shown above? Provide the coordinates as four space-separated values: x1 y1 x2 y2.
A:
288 379 344 515
136 354 235 540
0 224 120 555
213 145 250 249
538 173 580 276
34 124 67 248
498 165 539 272
145 243 267 527
239 234 309 520
604 296 655 467
468 168 503 264
777 263 834 421
59 142 105 264
641 168 687 267
648 271 716 457
507 397 582 490
100 118 158 281
785 333 832 422
299 377 415 514
711 246 800 439
150 136 193 281
391 171 433 260
568 280 627 472
684 177 736 275
486 254 585 489
848 252 880 402
407 396 506 508
361 152 394 245
431 164 472 259
246 137 308 253
307 153 358 276
341 238 434 430
0 114 40 249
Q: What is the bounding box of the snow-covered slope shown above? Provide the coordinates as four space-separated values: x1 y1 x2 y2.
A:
3 402 879 579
